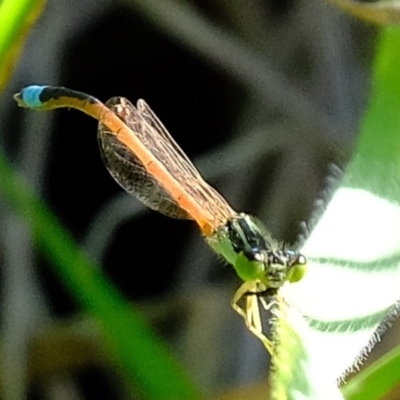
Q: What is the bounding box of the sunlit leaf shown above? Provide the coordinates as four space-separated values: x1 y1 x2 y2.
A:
269 25 400 400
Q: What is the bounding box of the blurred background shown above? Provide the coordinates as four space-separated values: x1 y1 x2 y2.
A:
0 0 385 399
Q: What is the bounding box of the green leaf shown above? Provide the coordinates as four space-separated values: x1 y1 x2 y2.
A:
356 28 400 164
0 0 46 92
270 26 400 400
272 301 344 400
343 344 400 400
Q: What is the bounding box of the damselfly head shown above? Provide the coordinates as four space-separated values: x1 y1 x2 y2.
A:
226 214 307 288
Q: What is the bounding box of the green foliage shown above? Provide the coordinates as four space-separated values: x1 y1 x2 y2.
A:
343 344 400 400
0 0 45 92
270 25 400 400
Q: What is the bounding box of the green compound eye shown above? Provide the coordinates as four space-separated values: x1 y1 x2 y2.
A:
287 255 307 283
234 251 265 282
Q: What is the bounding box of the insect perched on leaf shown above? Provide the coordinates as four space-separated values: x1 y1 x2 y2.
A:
14 85 307 354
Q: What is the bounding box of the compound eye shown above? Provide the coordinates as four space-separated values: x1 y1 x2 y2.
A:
253 251 268 263
296 254 307 265
234 252 265 281
287 255 307 283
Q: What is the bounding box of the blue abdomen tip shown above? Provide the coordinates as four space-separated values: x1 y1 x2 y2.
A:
20 85 48 108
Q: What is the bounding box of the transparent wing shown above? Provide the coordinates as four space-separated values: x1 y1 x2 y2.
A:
97 97 236 226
